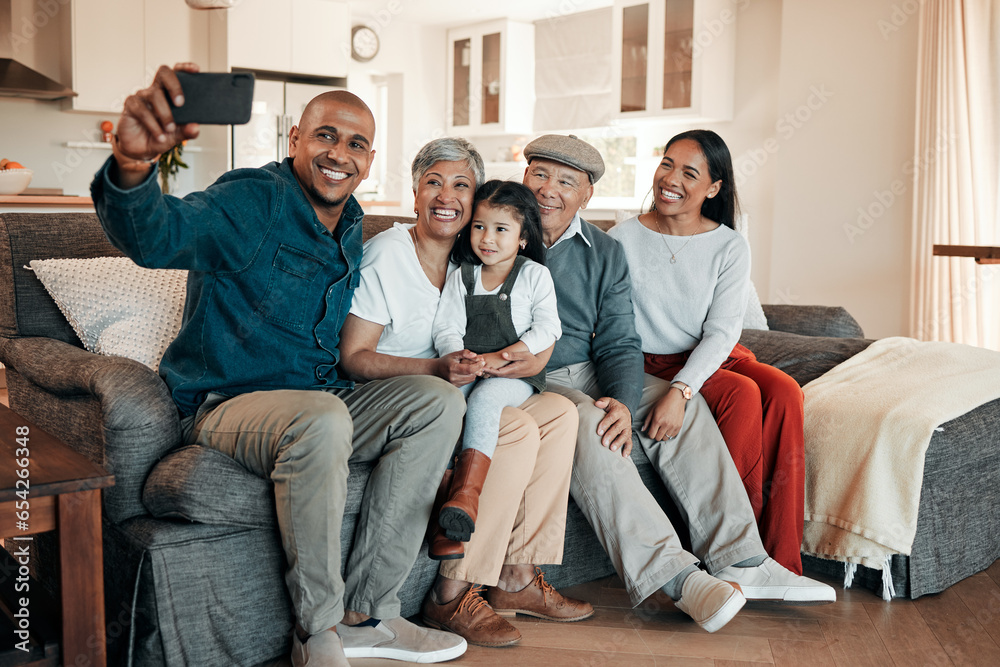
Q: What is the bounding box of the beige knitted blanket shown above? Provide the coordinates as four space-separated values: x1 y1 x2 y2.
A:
801 337 1000 599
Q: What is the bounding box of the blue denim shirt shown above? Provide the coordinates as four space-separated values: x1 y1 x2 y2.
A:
91 157 362 416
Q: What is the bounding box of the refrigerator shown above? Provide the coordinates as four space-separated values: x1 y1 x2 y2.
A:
232 79 345 169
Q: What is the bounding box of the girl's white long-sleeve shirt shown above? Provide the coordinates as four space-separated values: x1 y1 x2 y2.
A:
432 259 562 357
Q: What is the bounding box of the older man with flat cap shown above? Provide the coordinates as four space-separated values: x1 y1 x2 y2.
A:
488 134 835 633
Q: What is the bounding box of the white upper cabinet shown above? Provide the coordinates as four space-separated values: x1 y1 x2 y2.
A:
143 0 211 86
612 0 736 122
71 0 211 112
219 0 349 78
446 19 535 136
70 0 350 113
71 0 166 112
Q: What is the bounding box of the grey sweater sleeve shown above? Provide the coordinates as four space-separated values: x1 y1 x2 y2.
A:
590 236 645 416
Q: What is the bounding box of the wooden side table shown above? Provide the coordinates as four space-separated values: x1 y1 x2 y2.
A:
0 404 114 667
933 244 1000 264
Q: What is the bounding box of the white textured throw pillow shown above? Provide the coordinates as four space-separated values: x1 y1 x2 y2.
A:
743 279 770 330
29 257 187 371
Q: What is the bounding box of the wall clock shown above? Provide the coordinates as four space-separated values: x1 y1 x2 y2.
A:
351 25 380 62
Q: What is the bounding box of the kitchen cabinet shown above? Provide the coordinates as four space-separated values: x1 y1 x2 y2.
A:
446 19 534 136
214 0 349 79
71 0 210 113
70 0 144 112
612 0 735 122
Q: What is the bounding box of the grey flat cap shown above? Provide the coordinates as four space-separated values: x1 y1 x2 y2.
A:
523 134 605 184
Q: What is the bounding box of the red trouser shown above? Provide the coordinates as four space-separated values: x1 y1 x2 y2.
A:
644 344 805 574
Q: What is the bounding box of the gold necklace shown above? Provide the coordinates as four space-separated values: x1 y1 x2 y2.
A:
653 212 695 264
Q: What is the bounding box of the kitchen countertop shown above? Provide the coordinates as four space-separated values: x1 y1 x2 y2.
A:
0 195 94 205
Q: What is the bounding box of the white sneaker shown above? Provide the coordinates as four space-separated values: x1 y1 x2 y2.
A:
291 629 350 667
716 557 836 604
674 570 745 633
337 616 467 663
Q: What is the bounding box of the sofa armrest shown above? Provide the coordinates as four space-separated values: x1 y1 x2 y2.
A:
0 336 181 523
761 305 865 339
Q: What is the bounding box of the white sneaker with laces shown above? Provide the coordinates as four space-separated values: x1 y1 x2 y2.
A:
716 557 836 604
337 616 467 663
291 629 350 667
674 570 745 633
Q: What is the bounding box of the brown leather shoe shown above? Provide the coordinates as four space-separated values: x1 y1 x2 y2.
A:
439 449 492 542
421 584 521 648
427 469 463 561
486 568 595 622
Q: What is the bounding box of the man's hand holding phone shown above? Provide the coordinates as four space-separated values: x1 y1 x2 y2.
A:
113 63 202 188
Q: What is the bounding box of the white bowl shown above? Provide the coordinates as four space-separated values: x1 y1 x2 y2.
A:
0 169 33 195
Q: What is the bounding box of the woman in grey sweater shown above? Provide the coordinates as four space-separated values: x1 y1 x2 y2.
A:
608 130 806 575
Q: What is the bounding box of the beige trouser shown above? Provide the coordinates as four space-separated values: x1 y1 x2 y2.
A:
438 392 578 586
183 376 464 634
547 362 765 606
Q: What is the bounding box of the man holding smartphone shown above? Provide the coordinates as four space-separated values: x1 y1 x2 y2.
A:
92 63 468 667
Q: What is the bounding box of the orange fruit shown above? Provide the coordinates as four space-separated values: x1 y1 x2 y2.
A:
6 161 24 170
0 159 8 170
100 120 114 133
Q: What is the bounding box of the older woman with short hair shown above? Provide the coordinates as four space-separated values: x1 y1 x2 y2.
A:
338 137 590 648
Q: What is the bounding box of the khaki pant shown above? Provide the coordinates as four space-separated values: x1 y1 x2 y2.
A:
183 375 464 634
438 392 578 586
547 362 765 606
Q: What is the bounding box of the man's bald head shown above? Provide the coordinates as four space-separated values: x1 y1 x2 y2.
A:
299 90 376 140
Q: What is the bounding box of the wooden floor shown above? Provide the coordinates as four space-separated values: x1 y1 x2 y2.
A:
343 561 1000 667
5 379 1000 666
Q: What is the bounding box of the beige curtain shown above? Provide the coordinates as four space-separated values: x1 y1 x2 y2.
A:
911 0 1000 351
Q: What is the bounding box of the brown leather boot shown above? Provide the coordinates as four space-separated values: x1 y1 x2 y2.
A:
439 449 492 542
428 468 464 561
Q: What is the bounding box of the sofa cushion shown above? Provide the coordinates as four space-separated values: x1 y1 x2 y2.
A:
143 444 378 528
143 445 277 528
739 329 874 386
743 280 769 330
761 304 864 338
0 212 124 344
29 256 186 372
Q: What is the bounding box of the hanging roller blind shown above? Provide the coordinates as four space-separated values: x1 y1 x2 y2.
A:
533 7 616 131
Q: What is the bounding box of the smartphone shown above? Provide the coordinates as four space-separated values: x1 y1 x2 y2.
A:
169 72 255 125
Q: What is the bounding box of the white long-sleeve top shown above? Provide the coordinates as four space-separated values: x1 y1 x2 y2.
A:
608 215 750 393
432 260 562 357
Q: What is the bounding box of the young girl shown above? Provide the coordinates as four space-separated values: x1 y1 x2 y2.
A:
608 129 806 574
429 179 561 559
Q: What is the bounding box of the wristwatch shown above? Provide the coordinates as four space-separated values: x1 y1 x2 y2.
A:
670 382 692 400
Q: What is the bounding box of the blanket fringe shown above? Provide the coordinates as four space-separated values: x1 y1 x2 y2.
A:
881 555 896 601
843 562 857 588
838 559 896 600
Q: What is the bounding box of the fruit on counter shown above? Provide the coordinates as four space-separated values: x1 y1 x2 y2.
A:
0 159 26 170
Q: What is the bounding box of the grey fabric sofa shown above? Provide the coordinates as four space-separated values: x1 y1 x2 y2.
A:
739 312 1000 600
1 211 997 666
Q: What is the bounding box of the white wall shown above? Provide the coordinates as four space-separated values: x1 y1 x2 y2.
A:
616 0 784 293
605 0 918 339
766 0 918 338
346 7 447 215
